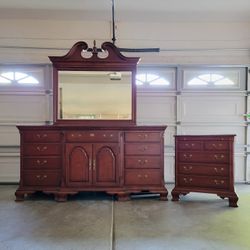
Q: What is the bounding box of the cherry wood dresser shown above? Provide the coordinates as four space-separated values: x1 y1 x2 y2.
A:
15 126 168 201
171 135 238 207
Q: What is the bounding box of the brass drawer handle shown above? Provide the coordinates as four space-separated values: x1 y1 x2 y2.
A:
214 167 225 172
89 133 95 137
183 154 192 159
212 143 223 148
139 146 148 152
144 174 148 178
138 134 148 139
36 134 47 138
183 177 192 183
214 154 224 160
36 160 48 165
36 146 47 152
185 143 195 147
214 179 225 185
137 174 142 178
36 175 47 179
138 159 148 165
183 166 193 171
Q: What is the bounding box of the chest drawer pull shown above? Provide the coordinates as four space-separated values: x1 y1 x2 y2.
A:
138 134 148 139
183 166 193 171
183 154 192 159
89 133 95 137
183 177 193 183
137 174 142 178
36 134 47 138
36 160 48 165
137 159 148 165
214 154 224 160
36 175 47 179
144 174 148 178
214 179 225 185
36 146 48 152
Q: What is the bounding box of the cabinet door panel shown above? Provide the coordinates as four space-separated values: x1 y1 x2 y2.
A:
93 143 119 186
66 144 92 186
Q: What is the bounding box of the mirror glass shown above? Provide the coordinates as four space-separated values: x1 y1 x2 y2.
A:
58 71 132 120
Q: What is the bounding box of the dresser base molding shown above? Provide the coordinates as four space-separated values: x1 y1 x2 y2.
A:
15 186 168 202
171 187 238 207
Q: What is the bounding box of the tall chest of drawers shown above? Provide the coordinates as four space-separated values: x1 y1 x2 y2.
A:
123 131 167 200
171 135 238 207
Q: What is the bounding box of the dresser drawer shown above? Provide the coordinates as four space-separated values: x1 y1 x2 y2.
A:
23 144 61 156
125 156 161 169
66 131 119 142
125 143 161 155
125 169 161 185
23 157 61 170
178 175 229 189
204 141 229 151
178 163 228 176
125 132 161 142
178 152 229 163
23 132 61 142
178 141 202 150
23 171 61 186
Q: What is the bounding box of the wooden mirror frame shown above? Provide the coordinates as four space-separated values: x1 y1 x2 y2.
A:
49 41 140 126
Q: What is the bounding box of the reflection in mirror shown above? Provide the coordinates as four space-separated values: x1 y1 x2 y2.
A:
58 71 132 120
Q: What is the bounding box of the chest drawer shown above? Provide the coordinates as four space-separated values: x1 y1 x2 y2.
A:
66 131 119 142
178 163 228 176
125 169 161 185
125 143 161 155
125 132 161 142
23 132 61 142
178 175 229 189
125 156 161 169
23 157 61 170
178 141 202 150
204 141 229 151
23 171 61 186
23 144 61 156
178 152 229 163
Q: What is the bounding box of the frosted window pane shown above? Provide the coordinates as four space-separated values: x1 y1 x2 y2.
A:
18 76 39 84
0 76 11 84
150 78 169 85
188 78 208 85
2 72 14 80
15 72 28 80
136 74 146 82
146 74 158 82
214 78 234 85
211 74 224 82
199 74 210 81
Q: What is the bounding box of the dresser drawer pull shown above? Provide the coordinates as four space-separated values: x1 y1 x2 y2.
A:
139 146 148 152
183 166 193 171
144 174 148 178
183 177 193 183
183 154 192 159
137 174 142 178
36 134 47 138
214 167 225 172
36 146 48 152
137 159 148 165
36 160 48 166
138 134 148 139
89 133 95 137
78 134 82 137
36 175 47 179
214 179 225 185
214 154 225 160
212 143 223 148
185 143 195 147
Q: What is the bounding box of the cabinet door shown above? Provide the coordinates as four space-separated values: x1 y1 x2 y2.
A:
66 144 92 186
93 143 120 186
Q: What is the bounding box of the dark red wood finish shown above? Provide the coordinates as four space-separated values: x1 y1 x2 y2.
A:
15 126 168 201
171 135 238 207
49 41 140 127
